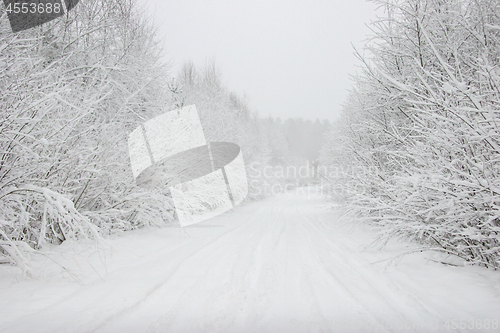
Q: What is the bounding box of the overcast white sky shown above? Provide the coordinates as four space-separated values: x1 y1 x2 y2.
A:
141 0 380 121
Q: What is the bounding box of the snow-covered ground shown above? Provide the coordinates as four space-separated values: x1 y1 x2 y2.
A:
0 189 499 333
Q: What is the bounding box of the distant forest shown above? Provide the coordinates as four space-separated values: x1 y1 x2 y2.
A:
260 117 330 166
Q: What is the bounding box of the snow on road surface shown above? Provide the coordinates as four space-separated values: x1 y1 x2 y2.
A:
0 189 499 333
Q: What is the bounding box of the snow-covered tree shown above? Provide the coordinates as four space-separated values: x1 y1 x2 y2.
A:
172 60 276 199
0 0 174 272
321 0 500 268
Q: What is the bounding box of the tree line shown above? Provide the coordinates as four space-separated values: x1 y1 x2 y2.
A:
320 0 500 268
0 0 309 273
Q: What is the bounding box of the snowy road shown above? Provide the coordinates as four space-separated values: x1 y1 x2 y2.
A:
1 189 499 332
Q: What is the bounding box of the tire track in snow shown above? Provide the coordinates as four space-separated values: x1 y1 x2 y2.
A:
147 195 295 333
298 202 446 322
296 202 409 330
294 196 450 332
85 202 270 333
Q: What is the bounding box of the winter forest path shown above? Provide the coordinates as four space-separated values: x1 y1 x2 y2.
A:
0 189 499 332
